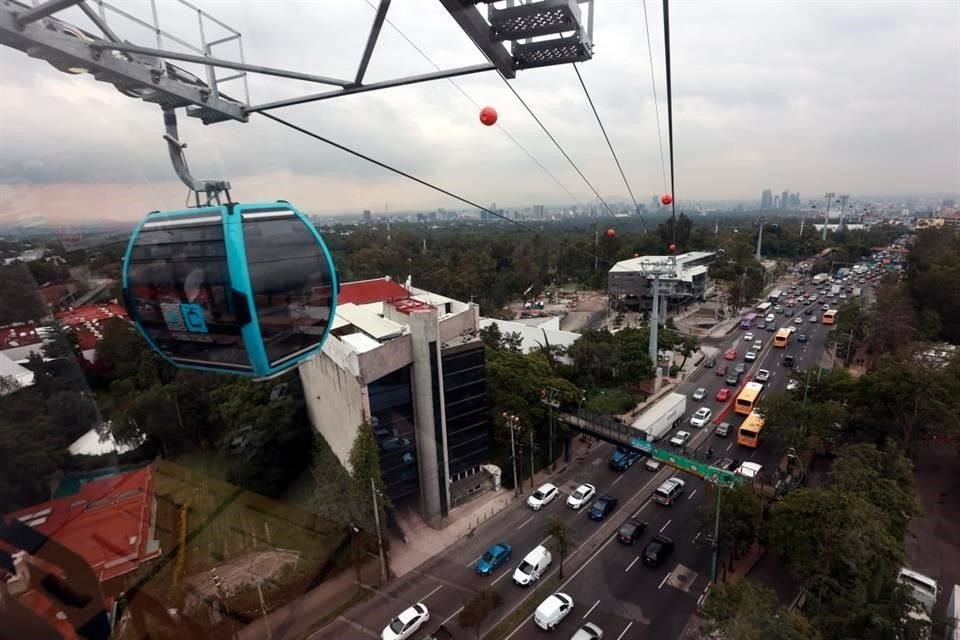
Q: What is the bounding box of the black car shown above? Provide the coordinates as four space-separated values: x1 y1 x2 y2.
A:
725 371 742 386
766 323 776 332
642 534 675 567
783 355 796 367
589 495 618 521
797 333 808 343
715 457 739 471
618 518 648 544
704 357 717 369
804 307 813 315
784 308 794 317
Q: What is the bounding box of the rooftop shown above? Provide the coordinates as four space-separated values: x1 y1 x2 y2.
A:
609 251 717 276
338 276 411 305
3 465 161 583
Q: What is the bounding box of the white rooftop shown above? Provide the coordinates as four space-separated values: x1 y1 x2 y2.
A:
0 352 34 393
68 425 143 456
609 251 716 276
335 303 405 341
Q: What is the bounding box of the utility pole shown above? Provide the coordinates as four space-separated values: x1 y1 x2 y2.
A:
822 192 835 240
370 478 388 584
541 387 561 471
838 194 849 230
529 430 535 489
755 218 765 261
710 486 722 583
503 412 521 497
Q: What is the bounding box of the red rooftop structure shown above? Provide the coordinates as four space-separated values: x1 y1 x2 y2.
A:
337 276 410 306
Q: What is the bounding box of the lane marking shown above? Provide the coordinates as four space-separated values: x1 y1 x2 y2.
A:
582 599 600 619
616 622 634 640
612 475 623 486
625 556 639 573
692 531 701 545
491 569 511 586
467 555 481 568
725 442 733 451
660 519 672 533
687 489 697 501
422 585 443 601
440 606 464 628
659 571 672 590
517 515 534 530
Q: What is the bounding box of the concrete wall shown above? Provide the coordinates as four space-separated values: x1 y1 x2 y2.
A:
299 346 368 471
438 304 479 343
357 333 413 384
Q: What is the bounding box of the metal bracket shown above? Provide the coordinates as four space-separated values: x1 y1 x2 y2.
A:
162 107 231 206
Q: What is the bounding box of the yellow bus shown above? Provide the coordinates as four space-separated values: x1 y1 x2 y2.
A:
822 309 838 325
773 327 791 348
737 411 766 448
735 381 764 416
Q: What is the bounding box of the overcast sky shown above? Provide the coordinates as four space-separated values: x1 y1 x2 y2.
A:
1 0 958 223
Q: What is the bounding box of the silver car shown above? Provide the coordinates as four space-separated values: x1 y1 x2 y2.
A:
570 622 604 640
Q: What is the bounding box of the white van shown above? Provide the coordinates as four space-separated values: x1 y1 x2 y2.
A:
513 545 552 586
534 592 574 631
897 567 939 615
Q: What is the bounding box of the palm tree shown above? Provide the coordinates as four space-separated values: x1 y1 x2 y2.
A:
543 516 570 578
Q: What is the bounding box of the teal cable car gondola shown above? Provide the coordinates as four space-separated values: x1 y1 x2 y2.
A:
122 201 337 378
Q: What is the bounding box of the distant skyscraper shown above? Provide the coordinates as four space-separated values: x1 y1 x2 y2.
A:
761 189 773 209
363 209 372 224
781 191 789 210
774 195 780 209
534 204 545 220
793 192 801 208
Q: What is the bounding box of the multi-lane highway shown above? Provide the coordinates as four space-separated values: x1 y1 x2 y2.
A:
309 279 845 640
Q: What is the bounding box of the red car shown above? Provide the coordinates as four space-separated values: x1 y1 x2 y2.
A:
715 388 731 402
724 348 737 361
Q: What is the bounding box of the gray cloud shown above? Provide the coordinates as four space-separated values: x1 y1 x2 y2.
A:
0 0 958 219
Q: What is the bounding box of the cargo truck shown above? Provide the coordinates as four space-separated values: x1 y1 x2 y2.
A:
629 392 687 442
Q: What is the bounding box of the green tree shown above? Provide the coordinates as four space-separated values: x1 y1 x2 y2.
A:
543 516 570 579
347 422 390 530
704 579 820 640
0 264 47 324
458 588 503 640
701 484 762 572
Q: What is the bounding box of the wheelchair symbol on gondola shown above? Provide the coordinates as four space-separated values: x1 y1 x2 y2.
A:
180 303 208 333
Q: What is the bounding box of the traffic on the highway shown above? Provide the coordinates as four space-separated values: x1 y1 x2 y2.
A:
310 274 864 640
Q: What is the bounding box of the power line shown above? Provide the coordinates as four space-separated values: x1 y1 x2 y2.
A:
641 0 669 193
497 75 618 218
661 0 678 243
360 0 583 206
571 63 645 229
259 111 606 264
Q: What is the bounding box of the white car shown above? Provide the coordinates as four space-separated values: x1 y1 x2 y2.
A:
692 387 707 401
753 340 763 351
794 316 804 325
737 462 763 480
381 603 429 640
809 315 818 323
527 483 559 510
787 325 797 334
690 408 712 428
755 369 771 383
570 622 604 640
566 483 597 510
534 592 574 631
670 430 691 446
744 351 757 362
786 379 800 391
743 331 754 342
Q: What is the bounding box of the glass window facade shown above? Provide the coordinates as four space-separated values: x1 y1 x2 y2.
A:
368 366 418 501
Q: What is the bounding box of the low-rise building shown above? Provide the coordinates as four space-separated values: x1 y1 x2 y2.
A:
608 251 717 313
299 277 493 529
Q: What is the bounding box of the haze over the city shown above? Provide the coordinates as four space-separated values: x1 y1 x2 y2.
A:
1 0 958 223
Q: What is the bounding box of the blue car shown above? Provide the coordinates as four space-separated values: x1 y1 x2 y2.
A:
475 542 512 575
609 447 642 471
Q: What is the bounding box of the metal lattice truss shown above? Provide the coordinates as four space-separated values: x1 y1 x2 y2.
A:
0 0 595 126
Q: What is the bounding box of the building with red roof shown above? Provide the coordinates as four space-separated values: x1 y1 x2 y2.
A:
300 277 493 530
4 464 161 586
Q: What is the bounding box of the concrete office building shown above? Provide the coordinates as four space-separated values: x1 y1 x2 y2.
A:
608 251 718 313
299 277 493 529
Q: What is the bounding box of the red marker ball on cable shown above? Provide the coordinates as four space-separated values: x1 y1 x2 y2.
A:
661 193 673 205
606 228 616 238
479 106 498 126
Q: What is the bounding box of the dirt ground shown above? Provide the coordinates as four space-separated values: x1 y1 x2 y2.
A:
507 290 609 333
905 440 960 618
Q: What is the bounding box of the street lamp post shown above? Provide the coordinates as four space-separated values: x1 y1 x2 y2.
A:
502 412 521 498
541 387 561 471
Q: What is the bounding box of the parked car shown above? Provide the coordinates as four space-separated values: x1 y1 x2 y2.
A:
588 495 618 521
715 422 731 437
715 388 731 402
692 387 707 401
690 407 712 427
534 593 574 631
527 483 559 510
566 483 597 510
475 543 512 575
382 604 429 640
641 535 675 567
618 518 648 544
755 369 771 383
669 430 691 447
